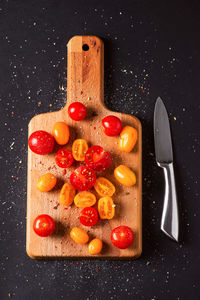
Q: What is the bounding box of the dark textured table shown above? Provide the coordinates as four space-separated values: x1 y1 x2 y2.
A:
0 1 200 299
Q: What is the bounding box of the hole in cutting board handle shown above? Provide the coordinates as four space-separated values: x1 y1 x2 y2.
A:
82 44 89 51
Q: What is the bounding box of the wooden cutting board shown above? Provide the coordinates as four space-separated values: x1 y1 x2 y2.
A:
26 36 142 259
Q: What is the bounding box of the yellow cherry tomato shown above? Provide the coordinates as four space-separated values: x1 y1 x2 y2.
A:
72 139 88 161
118 126 138 152
94 177 115 197
59 183 76 206
37 173 57 192
52 122 70 145
88 238 103 255
98 197 115 219
70 227 89 244
114 165 136 187
74 191 96 208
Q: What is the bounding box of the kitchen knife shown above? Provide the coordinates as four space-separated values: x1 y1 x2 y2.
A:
154 97 179 242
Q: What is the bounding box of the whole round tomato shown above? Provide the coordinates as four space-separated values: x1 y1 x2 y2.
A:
52 122 70 145
80 207 98 226
70 227 89 244
88 238 103 255
111 226 134 249
55 148 74 168
70 165 96 191
68 102 87 121
37 173 57 192
85 145 111 171
28 130 55 155
33 214 55 237
102 115 122 136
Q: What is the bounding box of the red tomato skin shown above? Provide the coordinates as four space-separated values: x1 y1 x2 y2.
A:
85 145 112 171
102 116 122 136
68 102 87 121
33 214 55 237
70 165 96 191
111 226 134 249
80 207 99 226
55 148 74 168
28 130 55 155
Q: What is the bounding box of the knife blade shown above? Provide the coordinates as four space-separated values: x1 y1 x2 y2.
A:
154 97 179 242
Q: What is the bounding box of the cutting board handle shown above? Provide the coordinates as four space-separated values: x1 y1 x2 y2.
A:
65 36 104 109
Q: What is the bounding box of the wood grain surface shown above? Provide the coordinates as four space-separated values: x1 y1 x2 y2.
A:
26 36 142 259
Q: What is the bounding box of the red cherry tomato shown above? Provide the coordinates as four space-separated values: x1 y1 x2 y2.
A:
70 165 96 191
28 130 55 155
111 226 134 249
33 214 55 237
80 207 98 226
102 115 122 136
68 102 87 121
55 148 74 168
85 145 112 171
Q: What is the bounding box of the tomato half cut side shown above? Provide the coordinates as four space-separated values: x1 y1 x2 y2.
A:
55 148 74 168
72 139 88 161
98 196 115 219
85 145 112 171
70 165 96 191
80 207 99 226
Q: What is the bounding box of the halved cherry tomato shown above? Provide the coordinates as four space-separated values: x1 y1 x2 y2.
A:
114 165 136 187
94 177 115 197
74 191 96 208
55 148 74 168
68 102 87 121
70 227 89 244
33 214 55 237
59 183 76 206
118 126 138 152
88 238 103 255
37 173 57 192
102 115 122 136
28 130 54 155
111 226 134 249
72 139 88 161
85 145 111 171
70 165 96 191
98 197 115 219
80 207 98 226
52 122 70 145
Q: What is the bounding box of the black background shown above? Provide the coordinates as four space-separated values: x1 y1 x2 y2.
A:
0 1 200 299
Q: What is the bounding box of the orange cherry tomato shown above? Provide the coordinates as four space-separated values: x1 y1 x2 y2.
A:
37 173 57 192
98 197 115 219
114 165 136 187
72 139 88 161
70 227 89 244
52 122 70 145
118 126 138 152
88 238 103 255
59 183 76 206
94 177 115 197
74 191 96 208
